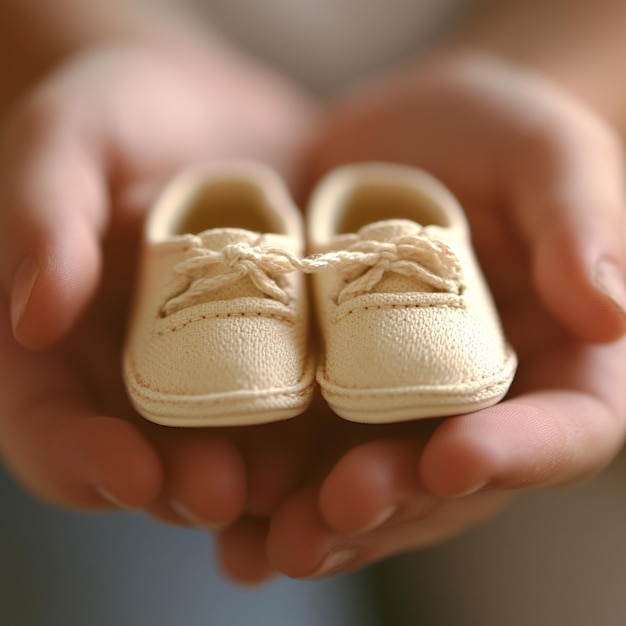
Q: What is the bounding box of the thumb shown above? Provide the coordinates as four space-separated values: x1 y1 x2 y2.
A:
0 93 108 349
509 115 626 343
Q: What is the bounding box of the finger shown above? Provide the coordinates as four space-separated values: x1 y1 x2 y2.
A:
507 91 626 342
267 485 343 578
0 89 108 348
311 59 626 343
217 517 276 585
241 410 324 518
332 489 507 574
0 305 162 509
421 394 624 497
147 432 247 529
2 402 162 511
318 439 428 534
269 482 508 579
421 342 626 496
244 434 308 518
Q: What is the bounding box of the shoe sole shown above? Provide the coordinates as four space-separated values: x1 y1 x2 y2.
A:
317 348 517 423
123 355 316 427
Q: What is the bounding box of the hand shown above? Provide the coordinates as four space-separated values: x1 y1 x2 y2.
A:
0 41 317 536
218 54 626 581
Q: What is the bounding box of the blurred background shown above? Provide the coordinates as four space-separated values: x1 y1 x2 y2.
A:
4 449 626 625
0 462 380 626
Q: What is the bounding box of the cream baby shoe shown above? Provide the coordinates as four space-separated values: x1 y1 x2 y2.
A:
123 162 315 426
307 163 517 423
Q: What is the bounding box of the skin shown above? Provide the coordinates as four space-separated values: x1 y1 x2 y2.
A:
263 55 626 578
1 0 626 585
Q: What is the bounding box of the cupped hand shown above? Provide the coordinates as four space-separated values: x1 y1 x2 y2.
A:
4 46 626 588
219 54 626 581
0 40 319 548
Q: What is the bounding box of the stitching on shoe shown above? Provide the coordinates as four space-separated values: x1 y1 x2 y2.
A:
320 352 516 395
333 300 465 322
126 353 315 400
158 310 295 335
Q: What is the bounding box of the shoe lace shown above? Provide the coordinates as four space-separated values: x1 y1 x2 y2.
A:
305 232 462 305
162 230 462 316
161 235 303 316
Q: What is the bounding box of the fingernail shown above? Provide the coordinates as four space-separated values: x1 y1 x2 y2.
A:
451 479 488 498
10 254 39 336
359 504 397 533
169 500 227 531
95 487 137 510
310 548 358 578
595 257 626 315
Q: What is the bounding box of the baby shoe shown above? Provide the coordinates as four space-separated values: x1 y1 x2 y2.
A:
123 162 315 426
306 162 517 423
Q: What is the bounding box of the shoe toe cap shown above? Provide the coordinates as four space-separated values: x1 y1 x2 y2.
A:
323 305 510 391
128 313 308 398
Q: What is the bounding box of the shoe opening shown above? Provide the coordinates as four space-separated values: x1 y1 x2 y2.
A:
173 179 284 235
335 182 451 235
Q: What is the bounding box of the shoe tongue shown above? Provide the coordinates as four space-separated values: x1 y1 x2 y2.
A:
357 219 422 242
197 227 297 251
351 219 449 296
177 228 295 304
197 227 260 248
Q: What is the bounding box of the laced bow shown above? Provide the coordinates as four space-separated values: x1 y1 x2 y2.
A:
308 233 462 304
162 236 303 316
161 230 462 316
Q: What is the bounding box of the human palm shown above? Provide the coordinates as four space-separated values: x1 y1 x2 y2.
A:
0 43 319 531
221 55 626 581
2 49 626 585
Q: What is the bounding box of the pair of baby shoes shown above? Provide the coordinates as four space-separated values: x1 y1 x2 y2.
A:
122 161 517 426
